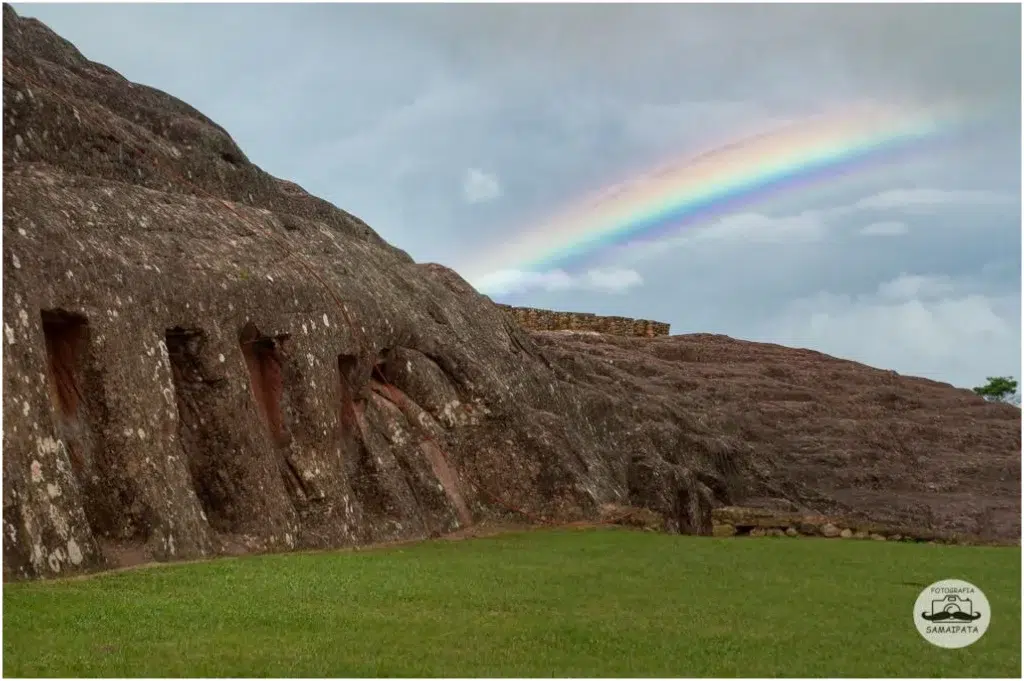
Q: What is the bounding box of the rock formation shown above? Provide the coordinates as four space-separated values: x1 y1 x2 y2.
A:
3 5 1020 581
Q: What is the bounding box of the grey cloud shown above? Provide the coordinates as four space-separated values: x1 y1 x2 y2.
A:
854 189 1019 213
859 221 909 237
764 276 1021 389
463 168 502 204
476 268 643 296
344 4 1020 106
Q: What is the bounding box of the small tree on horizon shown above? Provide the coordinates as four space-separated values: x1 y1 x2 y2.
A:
972 376 1020 405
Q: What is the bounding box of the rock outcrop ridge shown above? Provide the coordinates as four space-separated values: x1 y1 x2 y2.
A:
3 5 1020 581
498 304 670 337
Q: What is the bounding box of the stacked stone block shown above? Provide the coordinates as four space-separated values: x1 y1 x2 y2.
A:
498 305 670 337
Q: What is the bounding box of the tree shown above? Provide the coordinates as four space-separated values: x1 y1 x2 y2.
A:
972 376 1020 405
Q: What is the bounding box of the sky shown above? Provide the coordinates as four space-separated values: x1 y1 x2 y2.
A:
12 2 1022 390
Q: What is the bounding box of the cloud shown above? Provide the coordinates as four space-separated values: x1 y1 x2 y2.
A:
876 273 959 300
766 273 1021 388
352 4 1020 108
584 268 644 292
859 220 909 237
474 268 643 295
462 167 502 204
853 189 1017 213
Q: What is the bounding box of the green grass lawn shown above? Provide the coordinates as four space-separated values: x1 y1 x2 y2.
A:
3 527 1020 677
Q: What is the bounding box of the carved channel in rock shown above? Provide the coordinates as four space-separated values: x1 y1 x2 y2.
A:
364 349 474 530
337 353 401 528
371 355 390 384
239 322 289 447
337 353 364 433
164 326 239 532
41 310 100 486
419 440 473 527
41 310 89 424
42 309 143 541
238 322 309 508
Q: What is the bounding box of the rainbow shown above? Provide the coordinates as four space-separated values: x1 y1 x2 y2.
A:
462 101 974 288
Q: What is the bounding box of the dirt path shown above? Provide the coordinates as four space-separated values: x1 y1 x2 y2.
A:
42 520 610 584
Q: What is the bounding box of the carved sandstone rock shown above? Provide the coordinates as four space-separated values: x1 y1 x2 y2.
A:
1 5 731 579
2 5 1020 580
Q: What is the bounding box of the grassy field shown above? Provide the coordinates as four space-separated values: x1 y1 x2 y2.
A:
3 527 1020 677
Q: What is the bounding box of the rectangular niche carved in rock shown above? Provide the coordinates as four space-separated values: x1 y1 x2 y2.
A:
41 309 90 421
40 308 137 541
40 308 98 485
337 354 363 431
239 322 317 509
238 322 290 447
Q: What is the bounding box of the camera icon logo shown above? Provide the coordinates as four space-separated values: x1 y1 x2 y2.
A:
913 579 990 648
922 594 982 622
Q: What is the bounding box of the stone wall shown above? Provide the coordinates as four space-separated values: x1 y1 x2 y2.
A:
709 507 990 545
498 305 670 337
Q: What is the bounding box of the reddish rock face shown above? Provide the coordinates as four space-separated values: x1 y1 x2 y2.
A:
531 331 1021 543
2 4 1019 580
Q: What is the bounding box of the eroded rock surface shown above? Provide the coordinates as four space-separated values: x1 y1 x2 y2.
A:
3 5 1020 580
533 331 1021 543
